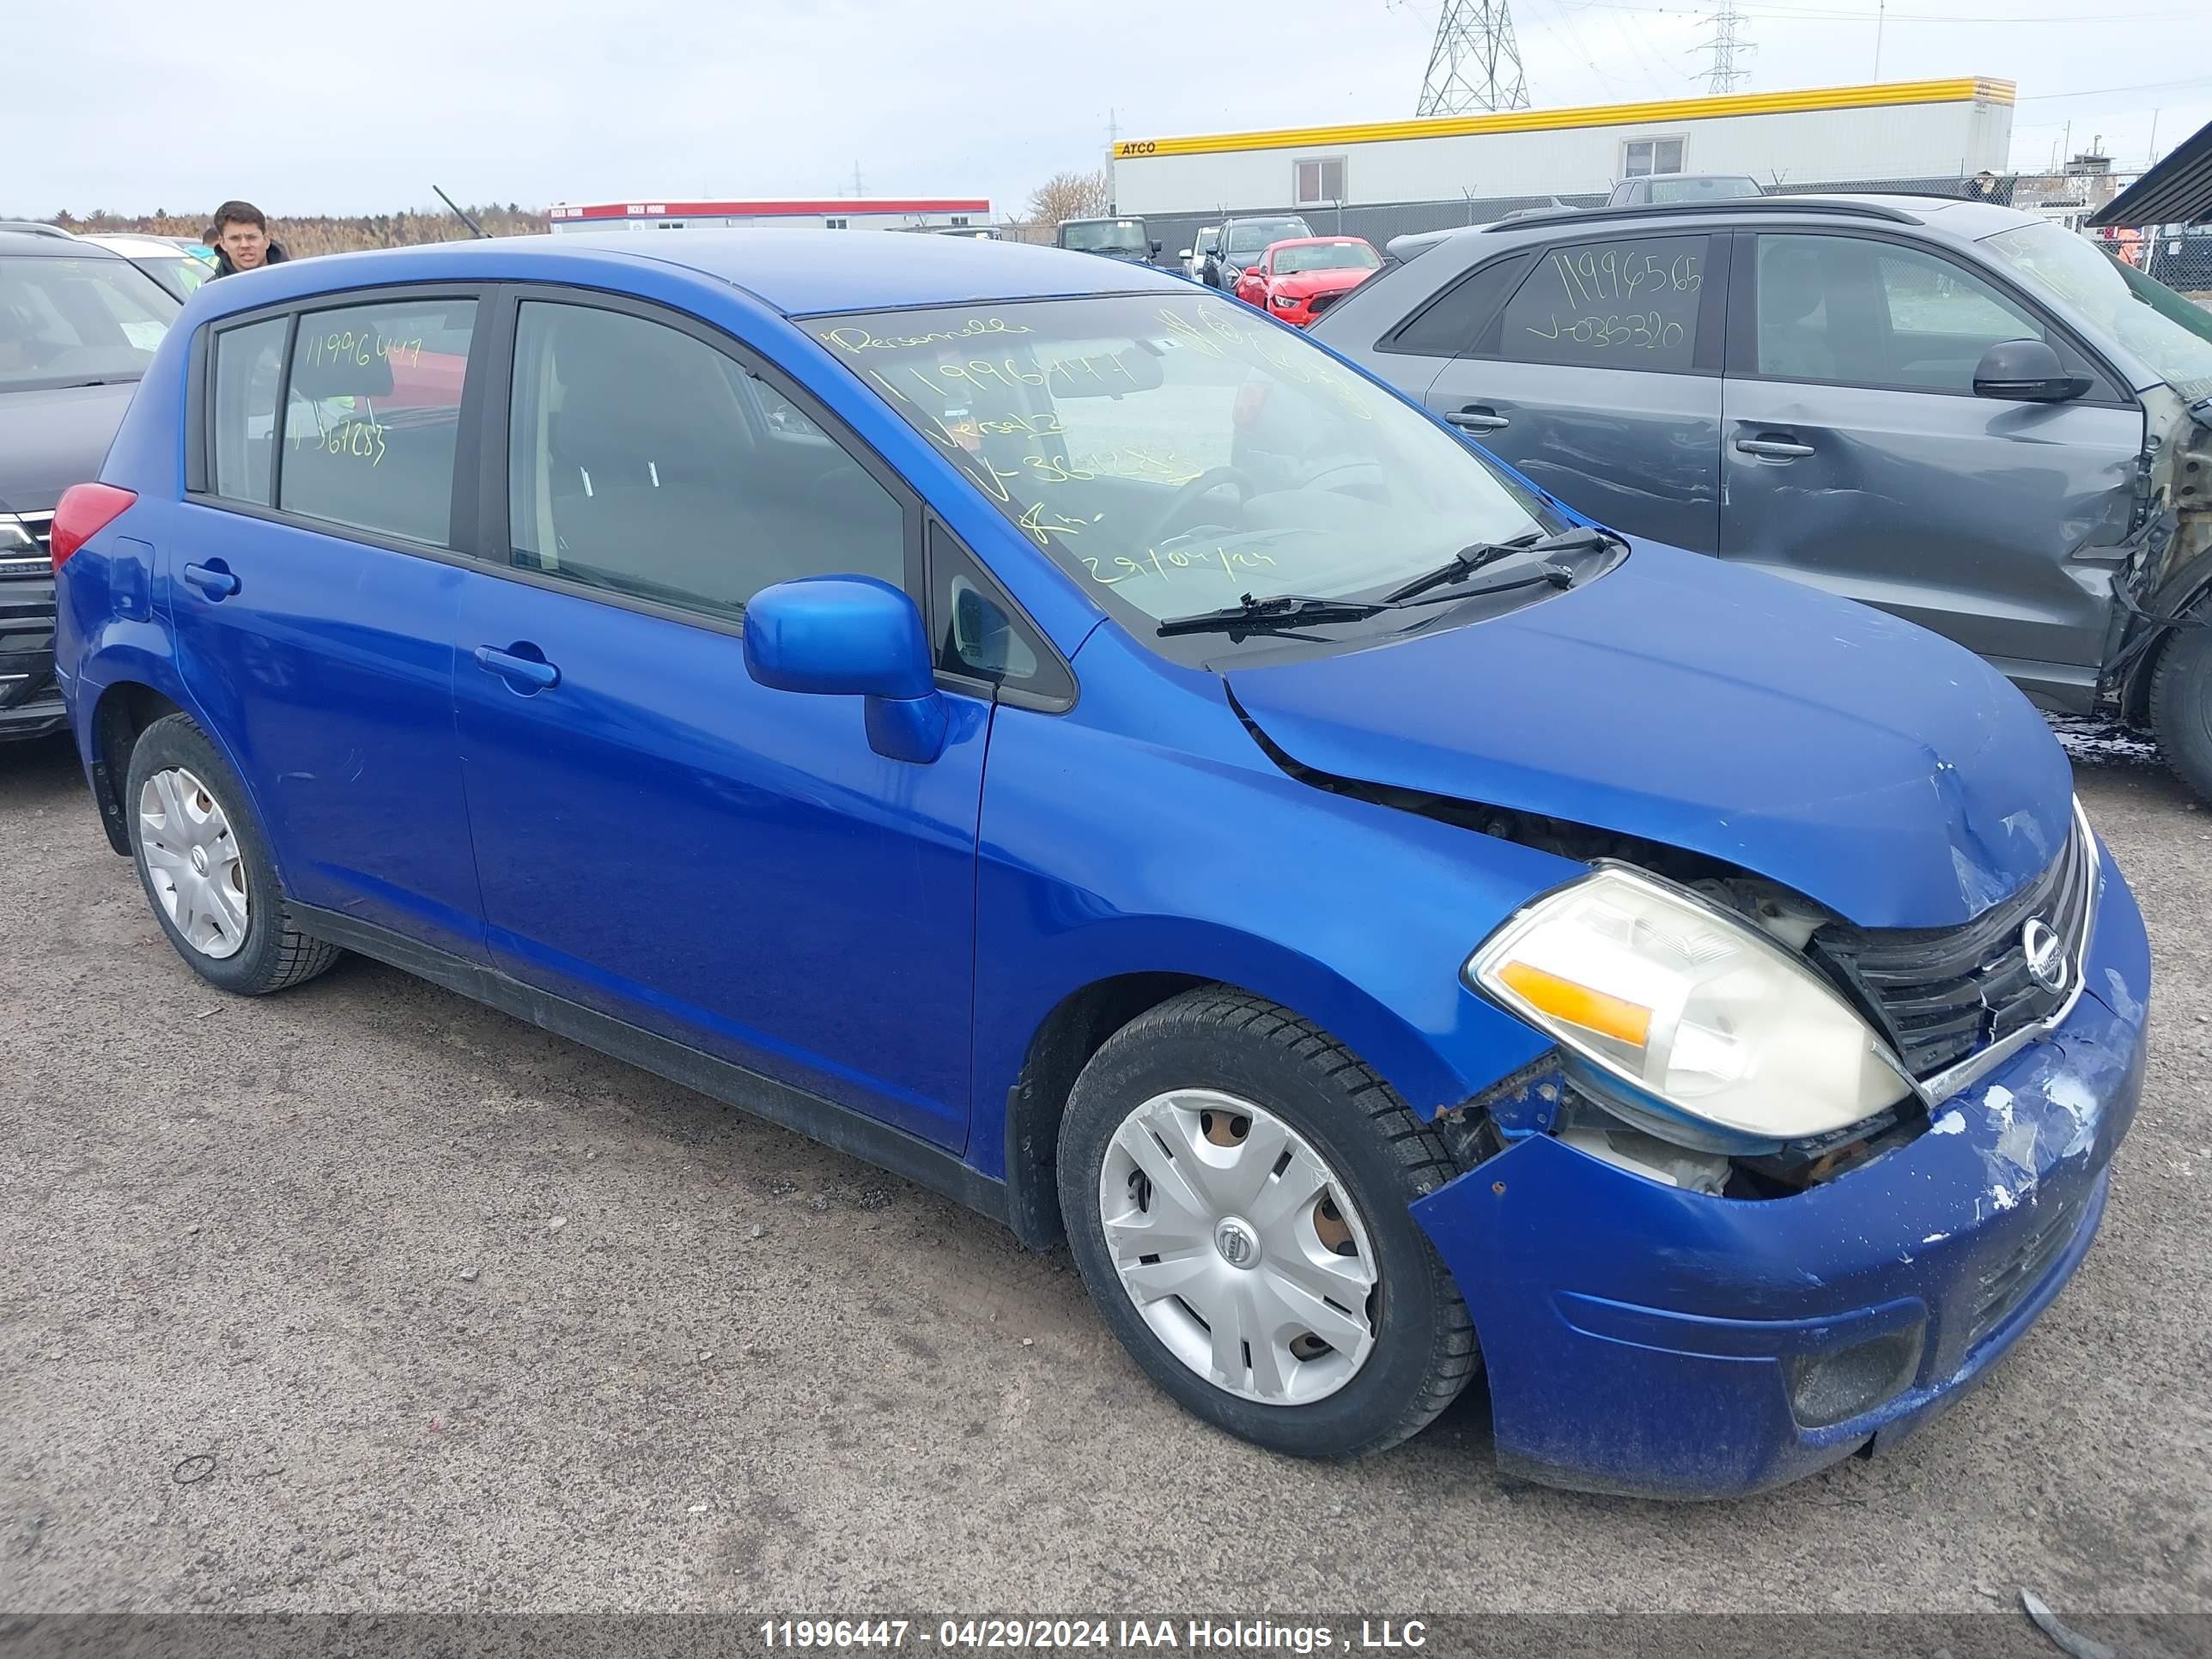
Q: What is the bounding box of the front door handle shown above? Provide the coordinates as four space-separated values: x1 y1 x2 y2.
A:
473 645 561 692
180 560 240 599
1735 436 1815 459
1447 407 1511 432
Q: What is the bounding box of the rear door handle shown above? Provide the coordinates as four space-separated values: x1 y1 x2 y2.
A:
180 561 240 599
1735 436 1815 459
473 645 561 691
1447 407 1511 432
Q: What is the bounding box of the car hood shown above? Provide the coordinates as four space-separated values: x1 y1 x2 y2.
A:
1225 544 2073 929
0 380 139 514
1277 270 1376 297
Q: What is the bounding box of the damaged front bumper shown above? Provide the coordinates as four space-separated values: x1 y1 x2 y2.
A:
1411 842 2151 1500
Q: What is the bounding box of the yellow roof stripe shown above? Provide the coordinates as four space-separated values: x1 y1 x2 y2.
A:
1115 77 2015 161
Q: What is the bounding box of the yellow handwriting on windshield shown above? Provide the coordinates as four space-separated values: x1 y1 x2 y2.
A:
1081 546 1279 586
821 318 1032 353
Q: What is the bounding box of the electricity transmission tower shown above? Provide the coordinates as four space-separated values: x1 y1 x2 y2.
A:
1692 0 1754 95
1415 0 1531 116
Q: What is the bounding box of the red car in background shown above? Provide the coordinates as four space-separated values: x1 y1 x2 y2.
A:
1232 237 1383 326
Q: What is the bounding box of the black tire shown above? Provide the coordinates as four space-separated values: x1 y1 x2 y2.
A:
2149 621 2212 805
1056 987 1479 1458
124 713 341 995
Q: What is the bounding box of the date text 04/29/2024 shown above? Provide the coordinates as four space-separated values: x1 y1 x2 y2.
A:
757 1620 1431 1651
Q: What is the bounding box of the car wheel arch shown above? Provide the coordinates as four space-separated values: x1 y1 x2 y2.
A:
997 950 1485 1249
88 680 279 880
89 681 189 856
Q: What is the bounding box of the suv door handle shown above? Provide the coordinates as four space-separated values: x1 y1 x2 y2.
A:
1735 436 1815 459
180 560 240 599
1447 407 1511 432
473 645 561 692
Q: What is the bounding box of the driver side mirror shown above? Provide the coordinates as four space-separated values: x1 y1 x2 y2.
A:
1177 247 1192 261
743 575 947 763
1973 337 2093 404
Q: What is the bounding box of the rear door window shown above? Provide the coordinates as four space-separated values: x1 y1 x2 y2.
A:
1496 234 1711 371
278 298 477 546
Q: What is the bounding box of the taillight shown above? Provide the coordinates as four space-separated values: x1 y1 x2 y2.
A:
49 483 138 573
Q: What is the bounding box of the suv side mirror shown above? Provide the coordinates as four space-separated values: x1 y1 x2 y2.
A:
1150 240 1164 257
1177 247 1192 261
1973 337 2093 403
743 575 947 763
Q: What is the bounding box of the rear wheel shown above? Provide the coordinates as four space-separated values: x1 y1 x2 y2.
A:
1057 988 1479 1457
2149 620 2212 804
125 714 341 995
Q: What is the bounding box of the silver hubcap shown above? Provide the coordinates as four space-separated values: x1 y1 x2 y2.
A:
1098 1089 1380 1405
138 766 250 960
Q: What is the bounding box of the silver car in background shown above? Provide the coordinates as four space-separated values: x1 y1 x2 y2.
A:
1314 195 2212 798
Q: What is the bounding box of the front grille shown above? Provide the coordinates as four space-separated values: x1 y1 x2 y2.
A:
1306 290 1346 316
1965 1187 2086 1352
1 510 52 580
1814 817 2091 1082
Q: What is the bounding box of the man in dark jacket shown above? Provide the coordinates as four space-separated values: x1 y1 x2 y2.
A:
207 200 290 279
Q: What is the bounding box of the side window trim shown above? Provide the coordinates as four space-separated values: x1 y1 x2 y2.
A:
470 283 928 639
185 283 492 564
1729 227 2135 404
1376 251 1532 358
924 517 1078 714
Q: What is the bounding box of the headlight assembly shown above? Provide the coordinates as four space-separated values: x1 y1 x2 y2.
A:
1467 866 1912 1146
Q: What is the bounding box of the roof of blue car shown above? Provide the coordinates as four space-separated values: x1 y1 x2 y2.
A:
202 230 1188 317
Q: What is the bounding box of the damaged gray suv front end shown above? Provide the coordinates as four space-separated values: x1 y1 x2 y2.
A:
1984 220 2212 794
1311 195 2212 800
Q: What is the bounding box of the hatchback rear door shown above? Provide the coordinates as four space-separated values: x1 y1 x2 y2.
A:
1717 228 2144 708
168 292 489 961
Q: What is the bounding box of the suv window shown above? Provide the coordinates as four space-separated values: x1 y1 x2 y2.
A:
279 298 477 545
210 317 286 506
1753 234 2047 392
507 301 904 623
1496 234 1709 371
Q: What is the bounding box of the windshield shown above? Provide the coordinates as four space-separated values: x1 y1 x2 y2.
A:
132 255 213 302
1645 177 1760 204
811 292 1565 662
0 256 178 392
1275 241 1381 276
1065 220 1148 253
1227 222 1308 258
1982 220 2212 404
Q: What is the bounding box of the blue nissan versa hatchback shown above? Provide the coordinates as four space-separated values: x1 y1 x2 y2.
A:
52 233 2148 1498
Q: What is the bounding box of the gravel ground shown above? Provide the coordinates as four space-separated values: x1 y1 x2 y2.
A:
3 731 2208 1615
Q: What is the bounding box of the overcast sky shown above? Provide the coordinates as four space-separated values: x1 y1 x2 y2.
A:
13 0 2210 220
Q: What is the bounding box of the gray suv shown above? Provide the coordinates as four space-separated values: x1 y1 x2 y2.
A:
1313 195 2212 798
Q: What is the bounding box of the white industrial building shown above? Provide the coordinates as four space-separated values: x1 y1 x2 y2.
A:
1109 78 2014 215
548 197 993 233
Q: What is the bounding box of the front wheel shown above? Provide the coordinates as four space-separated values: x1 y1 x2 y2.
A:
2149 620 2212 804
1057 988 1479 1457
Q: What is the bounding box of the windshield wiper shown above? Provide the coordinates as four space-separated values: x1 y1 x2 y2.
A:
1383 525 1624 604
1156 592 1389 637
